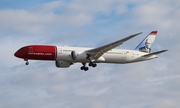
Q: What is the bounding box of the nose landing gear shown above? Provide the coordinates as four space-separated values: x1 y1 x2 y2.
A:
25 62 29 65
24 59 29 65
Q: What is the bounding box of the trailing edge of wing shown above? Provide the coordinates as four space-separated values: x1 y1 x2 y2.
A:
86 32 142 60
142 50 168 57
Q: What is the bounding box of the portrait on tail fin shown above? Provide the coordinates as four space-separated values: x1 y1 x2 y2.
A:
135 31 157 53
139 39 151 53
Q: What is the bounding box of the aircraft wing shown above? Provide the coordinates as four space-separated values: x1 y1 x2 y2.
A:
142 50 168 57
86 32 142 61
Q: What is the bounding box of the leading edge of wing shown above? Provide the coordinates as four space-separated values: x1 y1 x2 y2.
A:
86 32 142 60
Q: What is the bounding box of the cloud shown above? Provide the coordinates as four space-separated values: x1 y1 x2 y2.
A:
46 84 70 94
132 0 180 30
0 0 138 36
0 0 92 35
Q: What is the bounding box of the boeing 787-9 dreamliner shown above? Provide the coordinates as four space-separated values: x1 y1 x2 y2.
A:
14 31 167 71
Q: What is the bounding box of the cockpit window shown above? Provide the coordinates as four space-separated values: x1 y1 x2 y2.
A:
20 48 24 51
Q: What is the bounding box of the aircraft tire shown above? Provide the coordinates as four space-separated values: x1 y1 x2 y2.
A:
80 66 84 70
84 67 89 71
92 64 97 67
26 62 29 65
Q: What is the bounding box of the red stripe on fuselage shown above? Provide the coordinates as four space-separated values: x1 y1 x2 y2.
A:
14 45 56 60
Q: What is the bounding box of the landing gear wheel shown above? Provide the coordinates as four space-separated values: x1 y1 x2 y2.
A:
80 66 89 71
80 63 89 71
24 59 29 65
25 62 29 65
89 63 97 68
84 67 89 71
92 64 97 67
81 66 84 70
89 63 92 67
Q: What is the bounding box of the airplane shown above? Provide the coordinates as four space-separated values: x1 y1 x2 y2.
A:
14 31 167 71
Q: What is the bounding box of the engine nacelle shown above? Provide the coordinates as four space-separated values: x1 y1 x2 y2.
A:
55 61 72 68
71 51 88 60
76 52 88 60
71 51 77 60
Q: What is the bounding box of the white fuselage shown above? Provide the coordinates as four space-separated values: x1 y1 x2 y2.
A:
56 46 157 64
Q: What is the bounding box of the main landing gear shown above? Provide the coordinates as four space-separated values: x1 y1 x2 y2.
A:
80 62 97 71
89 62 97 67
24 59 29 65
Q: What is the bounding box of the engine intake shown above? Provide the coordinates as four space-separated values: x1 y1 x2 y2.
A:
71 51 77 60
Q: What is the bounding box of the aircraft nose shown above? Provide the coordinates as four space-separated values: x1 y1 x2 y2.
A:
14 48 24 58
14 47 28 59
14 50 20 58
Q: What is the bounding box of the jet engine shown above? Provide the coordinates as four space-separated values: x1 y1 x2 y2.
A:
71 51 88 60
76 52 88 60
71 51 77 60
55 61 72 68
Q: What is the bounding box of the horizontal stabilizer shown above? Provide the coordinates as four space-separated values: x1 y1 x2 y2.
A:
142 50 168 57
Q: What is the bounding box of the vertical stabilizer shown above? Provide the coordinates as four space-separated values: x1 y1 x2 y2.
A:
135 31 157 53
